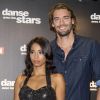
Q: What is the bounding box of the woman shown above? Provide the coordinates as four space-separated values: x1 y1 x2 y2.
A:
14 37 65 100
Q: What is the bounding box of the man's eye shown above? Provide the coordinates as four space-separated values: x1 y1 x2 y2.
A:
64 17 70 20
53 18 59 22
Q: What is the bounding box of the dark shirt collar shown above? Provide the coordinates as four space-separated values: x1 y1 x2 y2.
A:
53 33 79 50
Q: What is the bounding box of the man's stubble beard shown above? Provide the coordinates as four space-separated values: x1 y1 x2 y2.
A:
56 24 73 37
57 25 73 37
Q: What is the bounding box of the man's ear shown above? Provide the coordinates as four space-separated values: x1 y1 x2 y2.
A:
52 23 54 27
72 18 75 24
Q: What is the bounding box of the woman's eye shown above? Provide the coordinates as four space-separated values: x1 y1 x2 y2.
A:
30 51 34 54
30 50 43 55
38 51 43 54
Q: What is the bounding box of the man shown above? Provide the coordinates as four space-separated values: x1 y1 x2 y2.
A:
48 3 100 100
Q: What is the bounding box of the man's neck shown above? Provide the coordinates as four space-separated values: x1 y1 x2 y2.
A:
56 32 75 59
57 32 75 49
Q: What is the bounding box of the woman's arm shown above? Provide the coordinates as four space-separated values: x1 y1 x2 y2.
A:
96 87 100 100
55 74 66 100
14 74 23 100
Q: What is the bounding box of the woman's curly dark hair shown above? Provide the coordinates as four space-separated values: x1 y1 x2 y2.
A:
23 37 53 77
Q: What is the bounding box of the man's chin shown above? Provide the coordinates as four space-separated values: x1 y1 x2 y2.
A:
58 32 70 37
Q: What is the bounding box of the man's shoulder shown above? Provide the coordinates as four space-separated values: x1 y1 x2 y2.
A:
76 34 96 44
50 39 56 47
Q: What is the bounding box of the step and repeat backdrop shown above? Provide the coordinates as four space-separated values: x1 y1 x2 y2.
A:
0 0 100 99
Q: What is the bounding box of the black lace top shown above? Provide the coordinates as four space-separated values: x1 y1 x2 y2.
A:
19 73 56 100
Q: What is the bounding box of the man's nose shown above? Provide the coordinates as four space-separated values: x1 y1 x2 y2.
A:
60 19 65 25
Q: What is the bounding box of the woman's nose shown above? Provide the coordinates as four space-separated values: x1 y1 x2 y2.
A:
34 53 39 58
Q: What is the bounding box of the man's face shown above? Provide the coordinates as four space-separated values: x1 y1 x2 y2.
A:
52 9 74 36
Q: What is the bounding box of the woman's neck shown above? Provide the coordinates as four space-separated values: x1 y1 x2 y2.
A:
32 65 46 76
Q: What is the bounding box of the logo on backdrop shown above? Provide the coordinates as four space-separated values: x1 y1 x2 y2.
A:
20 44 27 55
0 47 4 55
90 13 100 23
1 79 15 90
2 8 41 24
90 81 97 91
0 79 97 91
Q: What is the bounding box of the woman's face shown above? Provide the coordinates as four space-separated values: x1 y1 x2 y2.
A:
30 43 46 67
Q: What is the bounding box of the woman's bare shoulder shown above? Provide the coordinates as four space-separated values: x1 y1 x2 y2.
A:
51 73 64 81
16 73 26 81
15 73 26 87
